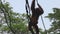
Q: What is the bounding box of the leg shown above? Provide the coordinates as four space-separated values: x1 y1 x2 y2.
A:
28 22 34 34
33 24 39 34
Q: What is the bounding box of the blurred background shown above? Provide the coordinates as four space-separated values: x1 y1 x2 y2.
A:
0 0 60 34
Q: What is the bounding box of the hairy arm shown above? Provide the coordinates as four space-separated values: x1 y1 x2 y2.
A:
37 3 44 12
31 0 35 11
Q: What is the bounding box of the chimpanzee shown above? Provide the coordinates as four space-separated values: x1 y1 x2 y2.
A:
28 0 44 34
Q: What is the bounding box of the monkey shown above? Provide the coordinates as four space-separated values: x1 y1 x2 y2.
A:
28 0 44 34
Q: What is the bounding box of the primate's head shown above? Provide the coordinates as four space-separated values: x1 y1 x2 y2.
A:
35 8 40 12
35 8 44 15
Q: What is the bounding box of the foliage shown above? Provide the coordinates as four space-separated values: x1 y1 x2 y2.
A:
45 8 60 32
0 0 28 34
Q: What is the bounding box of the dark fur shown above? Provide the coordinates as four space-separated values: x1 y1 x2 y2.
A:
28 0 44 34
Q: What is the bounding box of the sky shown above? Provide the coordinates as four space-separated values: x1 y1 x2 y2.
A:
5 0 60 30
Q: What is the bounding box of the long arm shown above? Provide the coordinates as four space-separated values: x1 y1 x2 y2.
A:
31 0 35 11
37 3 44 12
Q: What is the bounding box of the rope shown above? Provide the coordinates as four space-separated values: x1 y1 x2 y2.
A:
41 16 46 31
25 0 31 21
41 16 47 34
